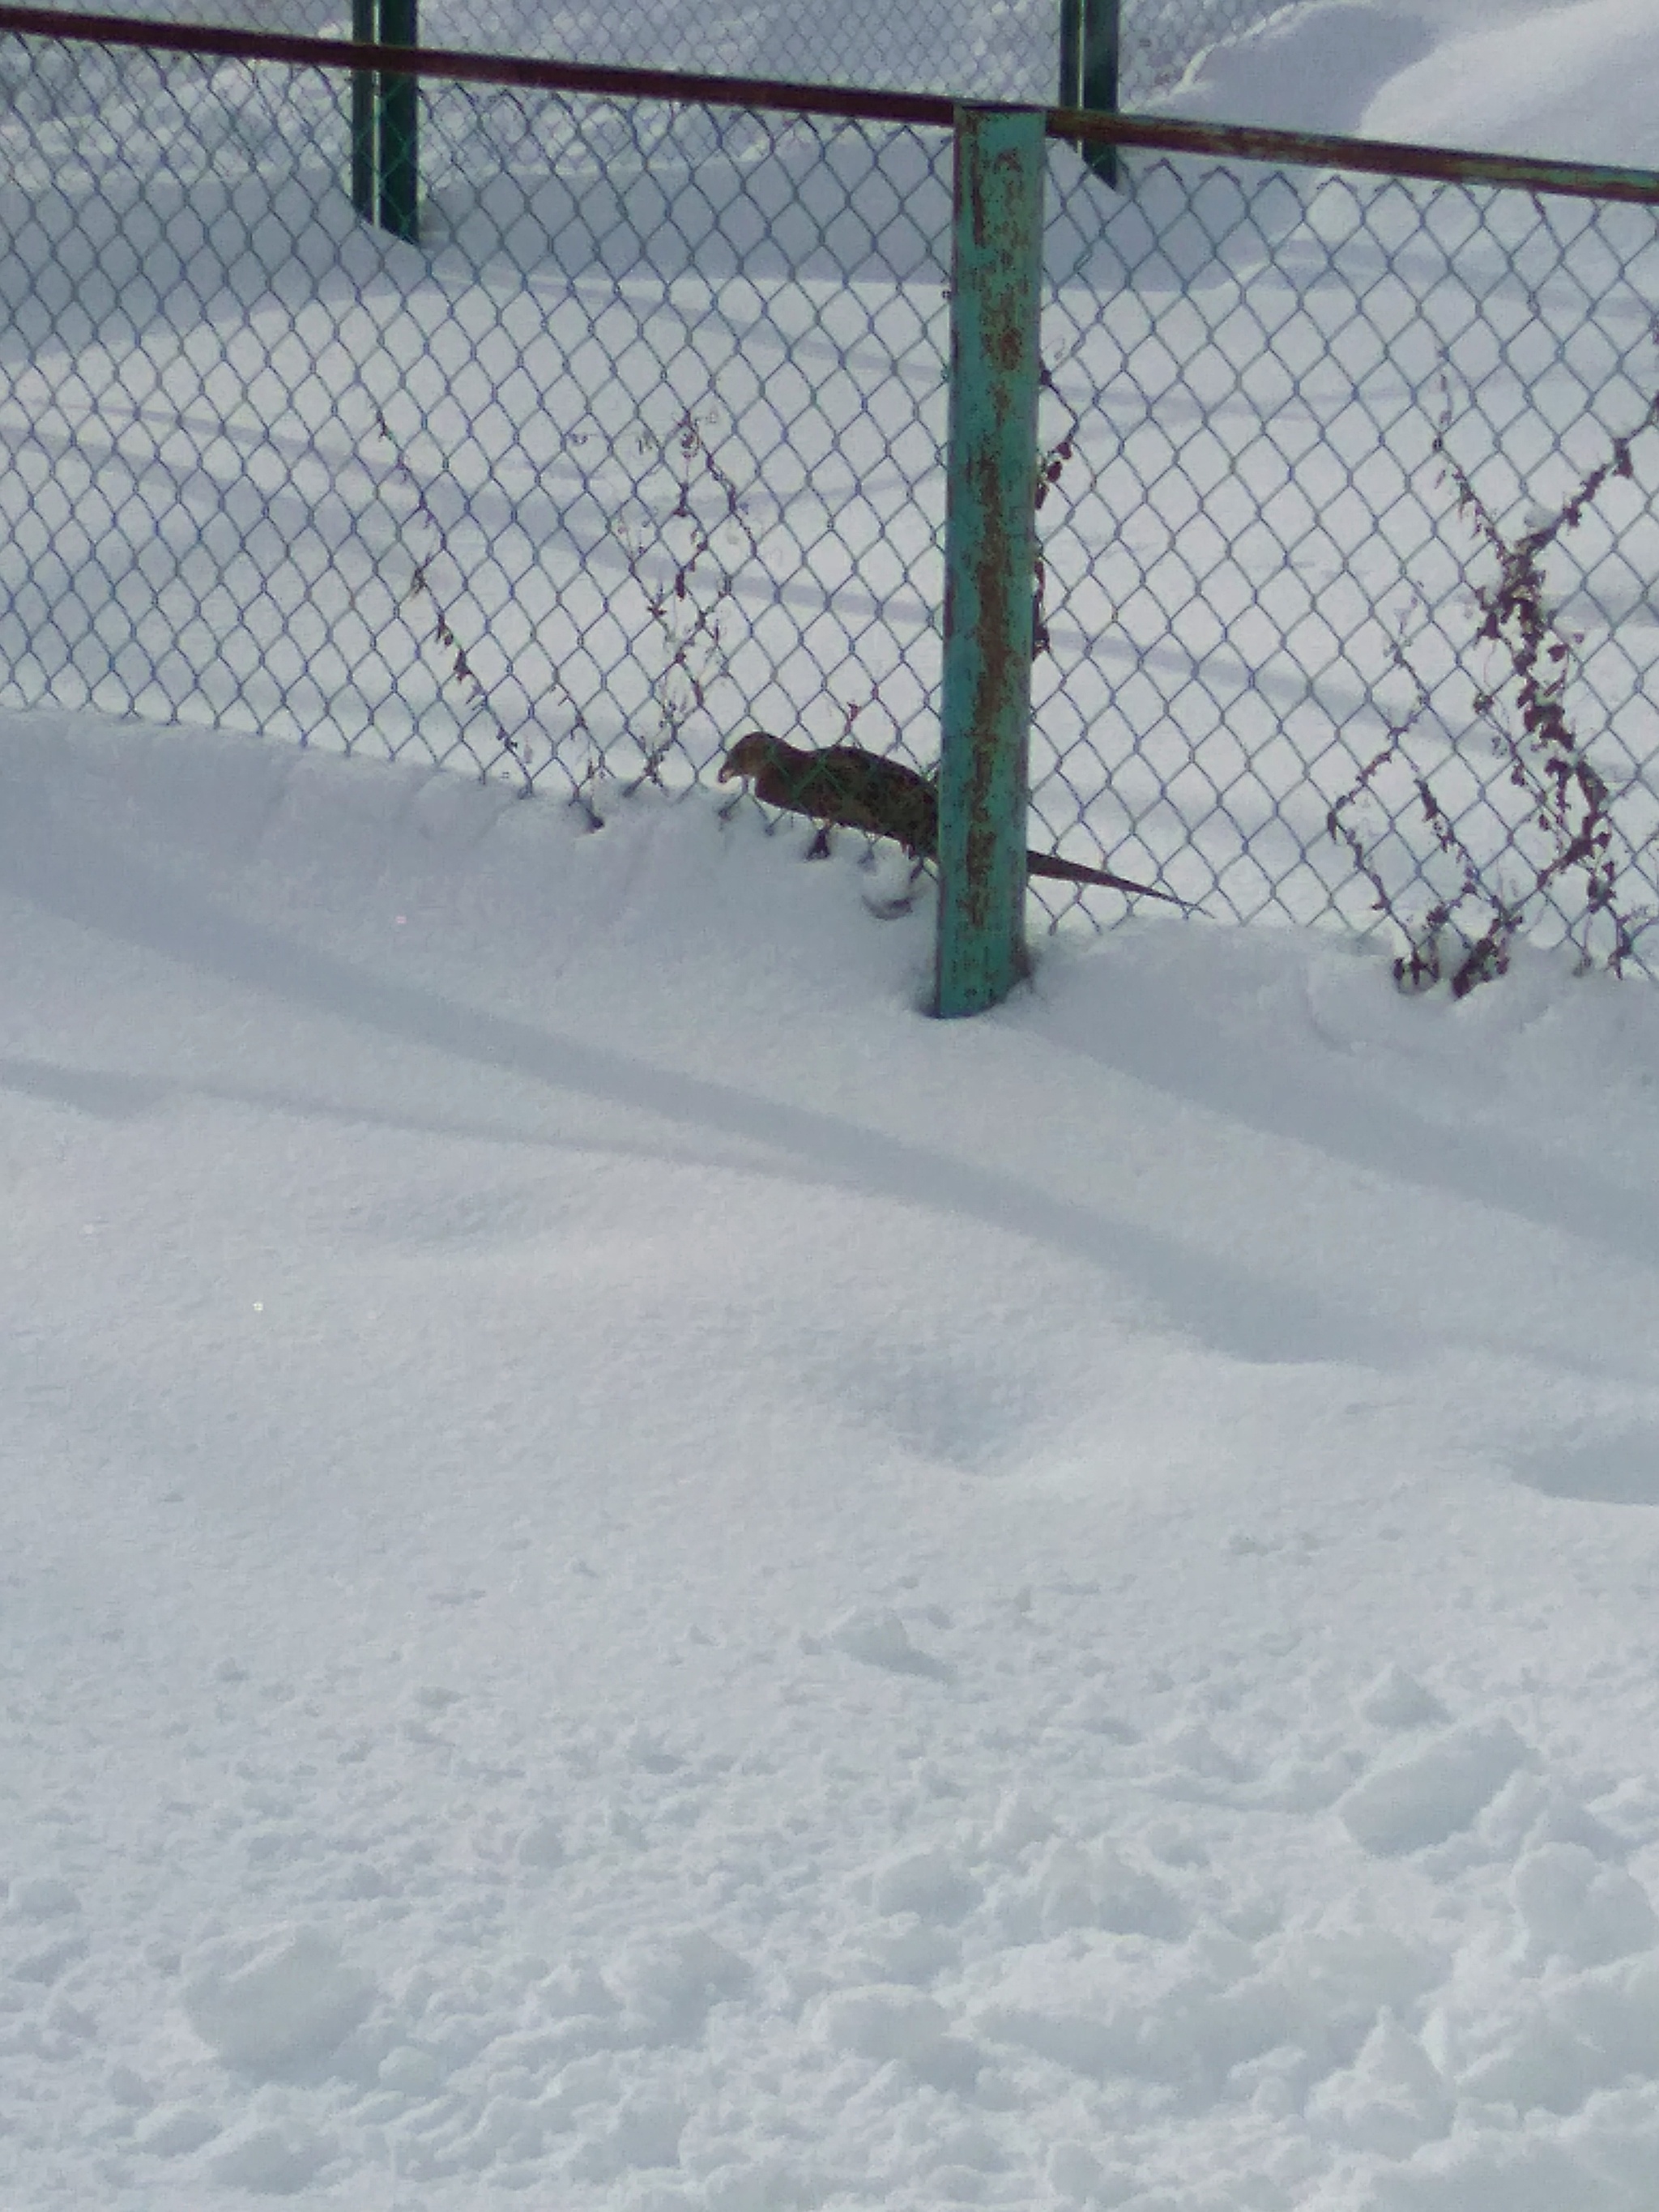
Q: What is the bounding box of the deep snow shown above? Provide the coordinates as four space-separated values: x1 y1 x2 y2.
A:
8 710 1659 2209
1160 0 1659 169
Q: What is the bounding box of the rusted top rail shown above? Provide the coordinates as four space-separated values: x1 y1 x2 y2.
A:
2 3 1659 205
1049 108 1659 207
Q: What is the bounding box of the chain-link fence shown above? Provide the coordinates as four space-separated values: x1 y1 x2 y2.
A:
3 15 1659 974
1038 140 1659 973
36 0 1063 103
36 0 1306 108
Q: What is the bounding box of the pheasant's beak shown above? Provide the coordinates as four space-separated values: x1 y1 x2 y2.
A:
717 760 740 782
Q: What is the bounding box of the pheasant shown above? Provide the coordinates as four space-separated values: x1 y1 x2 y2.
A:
719 732 1185 905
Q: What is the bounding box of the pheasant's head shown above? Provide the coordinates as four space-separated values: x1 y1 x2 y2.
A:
718 731 777 784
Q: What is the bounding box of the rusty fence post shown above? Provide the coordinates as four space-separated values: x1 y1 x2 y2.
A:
935 104 1045 1019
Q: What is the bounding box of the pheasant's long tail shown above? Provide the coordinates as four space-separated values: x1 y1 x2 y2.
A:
1025 848 1188 906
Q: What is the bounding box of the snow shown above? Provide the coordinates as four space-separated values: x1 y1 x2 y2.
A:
1160 0 1659 168
1360 0 1659 171
6 6 1659 2210
9 704 1659 2209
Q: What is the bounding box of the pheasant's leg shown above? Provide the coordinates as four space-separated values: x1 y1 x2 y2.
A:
805 823 833 859
862 855 931 921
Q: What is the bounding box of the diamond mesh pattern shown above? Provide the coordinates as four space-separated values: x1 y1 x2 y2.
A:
3 29 1658 971
41 0 1066 104
34 0 1286 107
1036 150 1659 963
0 38 952 806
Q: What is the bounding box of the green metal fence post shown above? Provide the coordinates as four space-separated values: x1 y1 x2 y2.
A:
377 0 420 243
1058 0 1080 107
350 0 376 220
1058 0 1120 190
934 104 1045 1020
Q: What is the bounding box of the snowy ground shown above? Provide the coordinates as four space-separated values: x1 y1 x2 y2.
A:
9 710 1659 2210
1159 0 1659 169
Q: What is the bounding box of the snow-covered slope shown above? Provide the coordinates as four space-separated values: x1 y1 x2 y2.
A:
1362 0 1659 169
1159 0 1659 168
7 709 1659 2207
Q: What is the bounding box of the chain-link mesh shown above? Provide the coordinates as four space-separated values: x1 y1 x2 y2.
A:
41 0 1064 102
2 23 1658 973
1036 149 1659 970
35 0 1303 109
0 35 953 808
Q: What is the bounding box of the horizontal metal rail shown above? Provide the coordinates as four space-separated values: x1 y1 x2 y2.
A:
1058 109 1659 206
2 2 1659 205
0 4 966 128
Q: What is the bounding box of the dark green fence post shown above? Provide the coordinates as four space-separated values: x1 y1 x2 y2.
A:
1058 0 1120 190
377 0 420 244
350 0 376 220
934 105 1045 1021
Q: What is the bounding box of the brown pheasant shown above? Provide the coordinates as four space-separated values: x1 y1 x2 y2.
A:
719 732 1184 905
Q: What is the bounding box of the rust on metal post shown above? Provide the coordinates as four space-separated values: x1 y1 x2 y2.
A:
935 105 1045 1020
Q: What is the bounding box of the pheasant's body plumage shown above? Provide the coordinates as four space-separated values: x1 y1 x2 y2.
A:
719 733 1182 905
721 736 938 856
